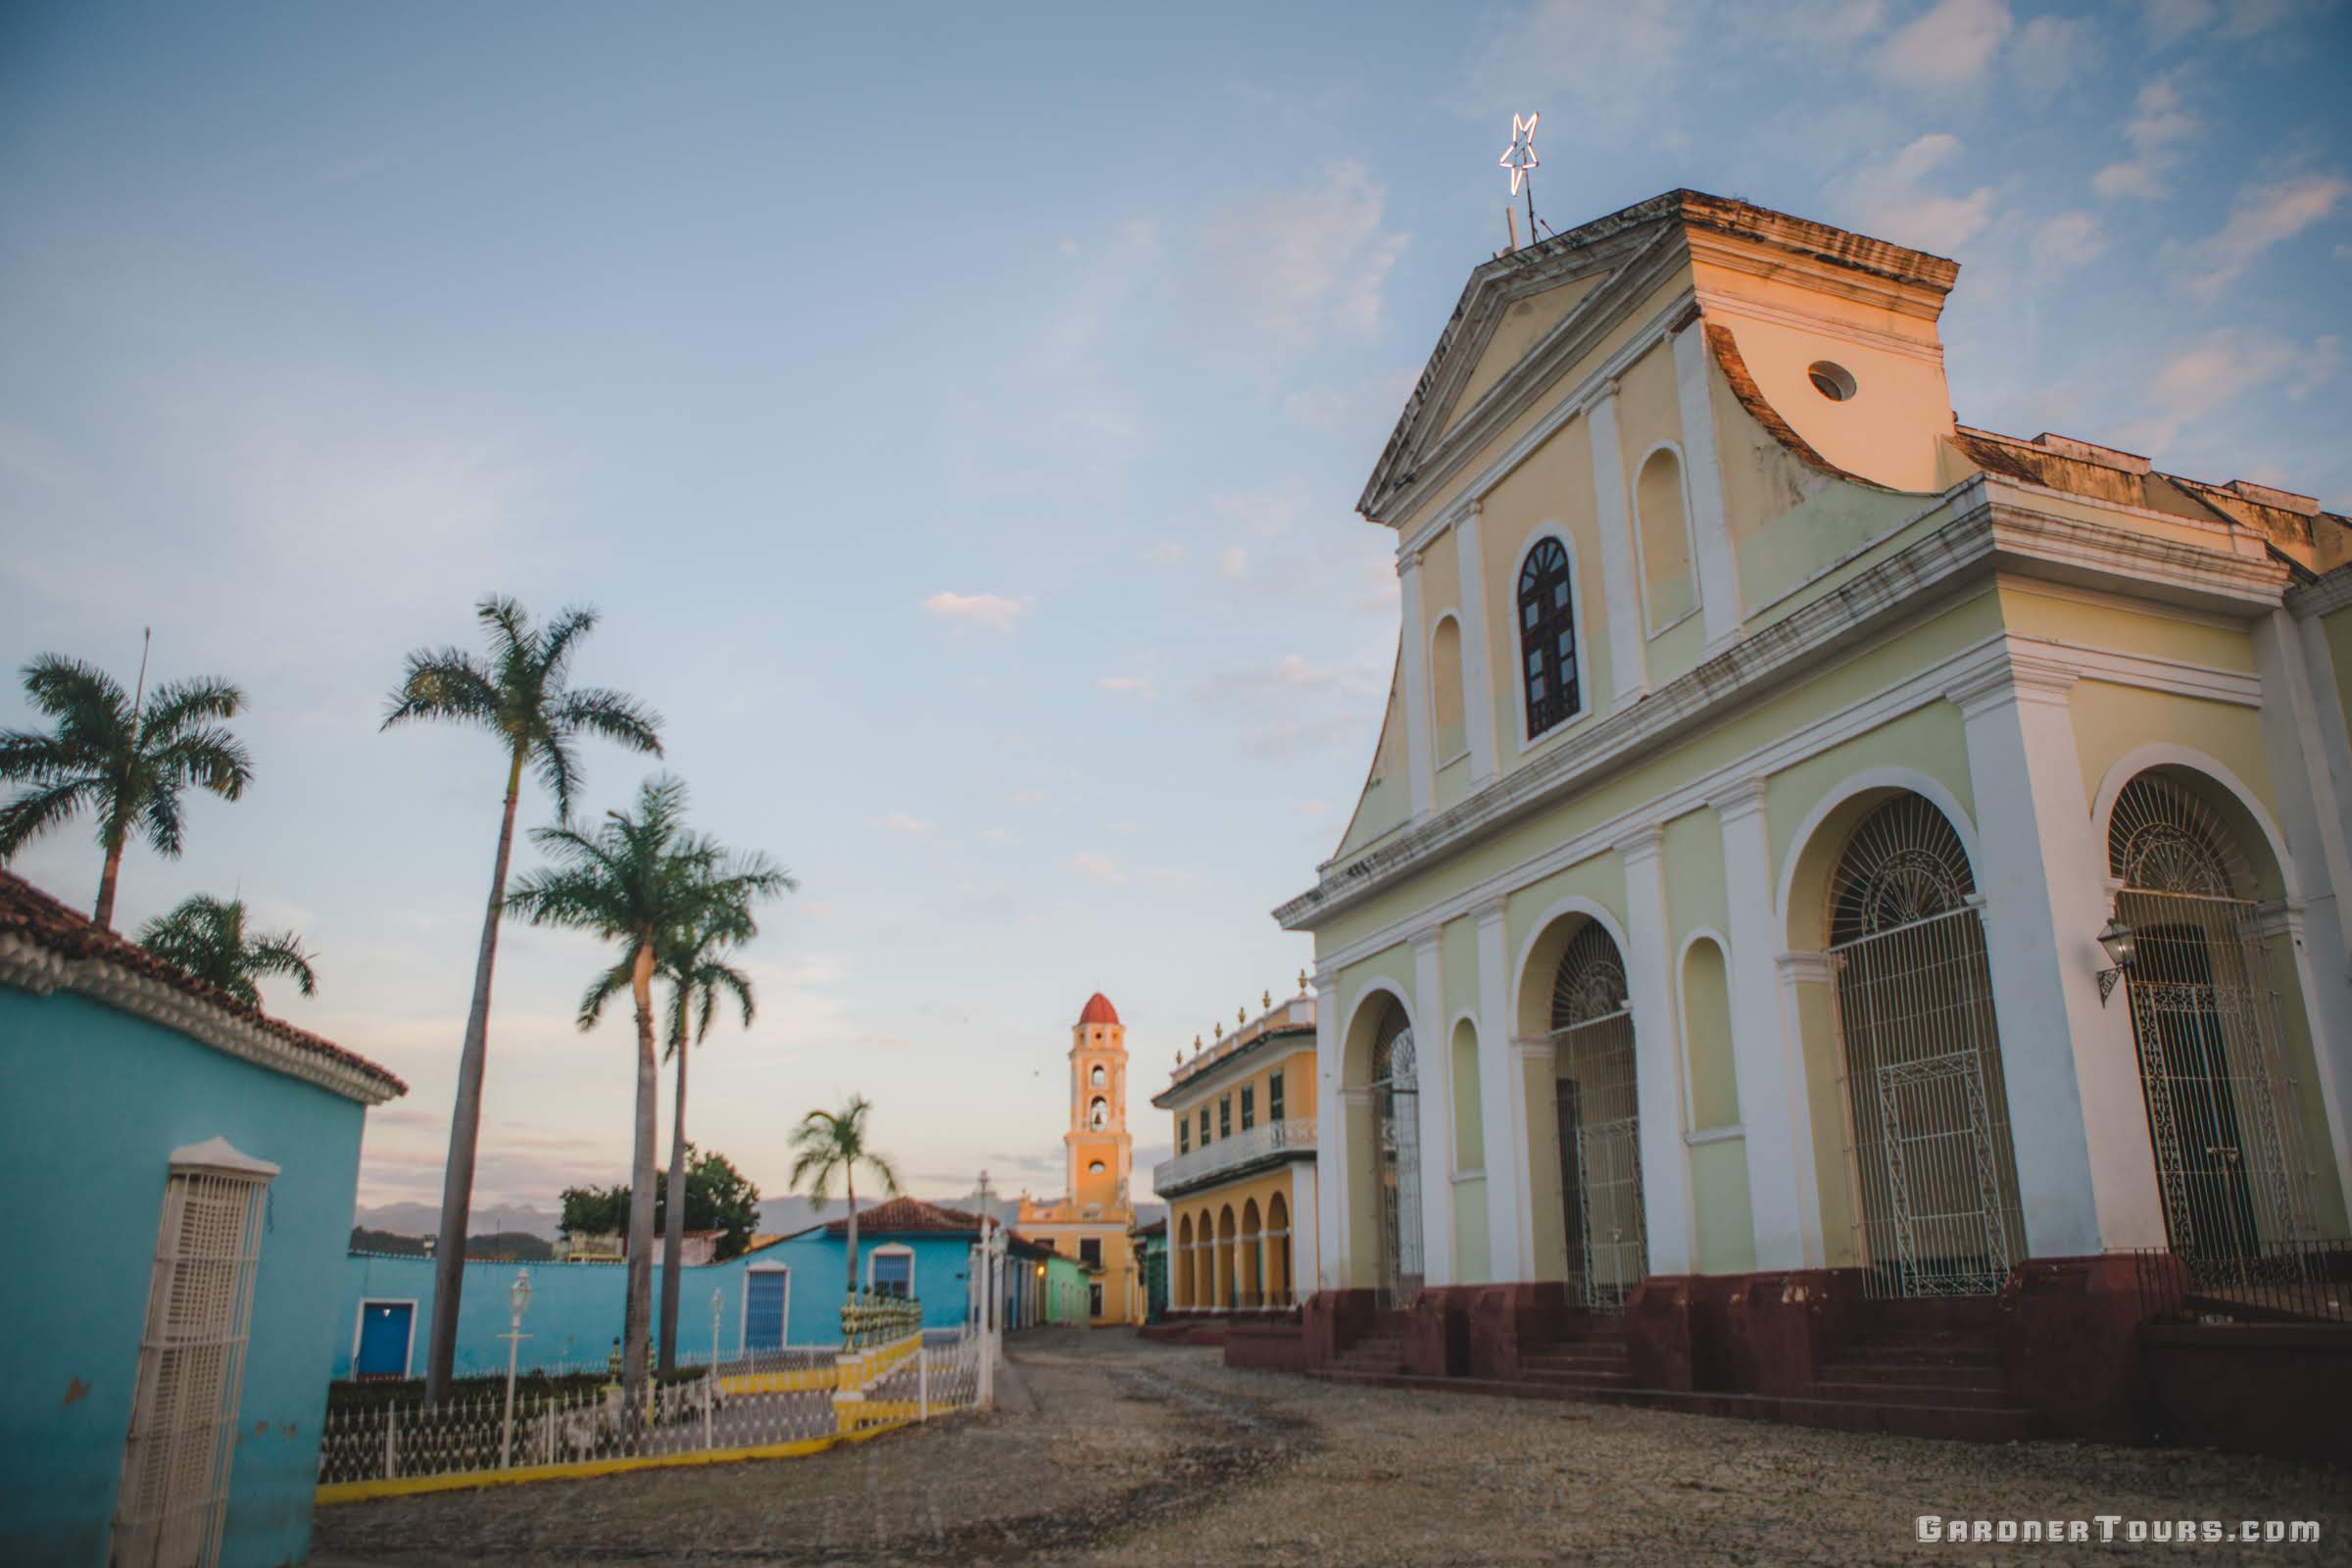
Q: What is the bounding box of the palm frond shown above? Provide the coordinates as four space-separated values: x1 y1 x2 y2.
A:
21 655 126 726
0 726 90 786
577 957 634 1032
381 649 500 732
0 776 96 858
151 723 254 800
859 1151 904 1198
140 676 245 738
555 688 663 759
248 931 318 997
534 604 602 686
530 731 583 820
138 779 186 858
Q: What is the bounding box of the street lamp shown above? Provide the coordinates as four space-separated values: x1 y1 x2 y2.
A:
499 1268 533 1469
2095 914 2138 1005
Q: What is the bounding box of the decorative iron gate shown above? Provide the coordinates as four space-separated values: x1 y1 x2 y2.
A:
1370 1004 1423 1309
2110 774 2316 1275
1550 924 1646 1311
1827 796 2025 1298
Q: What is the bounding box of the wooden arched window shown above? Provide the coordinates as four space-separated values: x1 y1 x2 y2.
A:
1518 536 1581 739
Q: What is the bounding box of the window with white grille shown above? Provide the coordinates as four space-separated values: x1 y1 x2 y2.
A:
112 1139 276 1568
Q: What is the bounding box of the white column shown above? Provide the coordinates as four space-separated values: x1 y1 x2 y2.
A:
1618 825 1693 1274
1711 778 1823 1270
2257 609 2352 1217
1473 898 1529 1279
1584 391 1646 710
1313 966 1348 1292
1952 655 2166 1255
1397 550 1435 820
1671 318 1741 652
1409 924 1454 1286
1289 1161 1320 1303
1775 951 1836 1262
1454 502 1501 783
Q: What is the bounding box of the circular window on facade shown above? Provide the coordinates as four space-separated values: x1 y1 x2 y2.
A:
1808 361 1857 401
1089 1160 1106 1174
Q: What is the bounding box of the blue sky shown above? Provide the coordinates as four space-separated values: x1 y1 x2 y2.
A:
3 0 2346 1216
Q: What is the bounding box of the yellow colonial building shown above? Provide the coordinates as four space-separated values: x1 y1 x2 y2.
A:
1273 188 2352 1444
1014 993 1145 1326
1153 986 1320 1316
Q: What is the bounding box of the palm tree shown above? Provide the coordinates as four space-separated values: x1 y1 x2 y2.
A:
507 775 786 1417
786 1097 902 1304
383 595 662 1403
0 645 253 929
579 899 795 1373
136 893 318 1008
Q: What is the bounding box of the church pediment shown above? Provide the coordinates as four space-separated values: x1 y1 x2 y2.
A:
1359 192 1690 522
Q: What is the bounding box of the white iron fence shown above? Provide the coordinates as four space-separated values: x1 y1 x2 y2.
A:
318 1332 983 1490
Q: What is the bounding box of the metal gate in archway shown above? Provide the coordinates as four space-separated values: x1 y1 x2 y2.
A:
1550 924 1646 1311
1370 1004 1424 1310
1827 795 2025 1299
2110 773 2316 1279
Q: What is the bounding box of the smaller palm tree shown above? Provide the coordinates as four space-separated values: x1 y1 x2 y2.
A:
787 1097 902 1302
136 893 318 1008
0 648 253 928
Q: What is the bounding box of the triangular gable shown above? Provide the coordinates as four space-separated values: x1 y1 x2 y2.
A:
1437 270 1608 435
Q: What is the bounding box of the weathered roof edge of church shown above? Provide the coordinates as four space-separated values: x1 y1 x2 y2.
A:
1356 188 1962 521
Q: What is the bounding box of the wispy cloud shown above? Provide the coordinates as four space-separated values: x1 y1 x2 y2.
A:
1873 0 2012 90
922 591 1030 631
2092 73 2198 200
1186 162 1407 363
2185 173 2350 299
1843 133 1997 253
1068 853 1127 885
1097 674 1155 699
2032 210 2107 273
2116 329 2326 453
2011 13 2092 97
1455 0 1689 135
877 812 933 834
1216 546 1249 581
1148 541 1186 564
2142 0 2300 48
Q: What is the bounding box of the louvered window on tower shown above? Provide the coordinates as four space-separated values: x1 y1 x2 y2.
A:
1219 1097 1232 1138
112 1143 276 1568
1240 1086 1255 1132
1269 1071 1285 1122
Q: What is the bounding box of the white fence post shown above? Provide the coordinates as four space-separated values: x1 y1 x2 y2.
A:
383 1402 397 1481
918 1347 929 1422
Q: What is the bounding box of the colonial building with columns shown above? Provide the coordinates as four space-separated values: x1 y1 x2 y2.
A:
1274 189 2352 1442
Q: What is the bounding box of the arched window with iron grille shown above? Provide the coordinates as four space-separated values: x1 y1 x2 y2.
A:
1550 923 1644 1309
1517 536 1581 740
1826 793 2024 1298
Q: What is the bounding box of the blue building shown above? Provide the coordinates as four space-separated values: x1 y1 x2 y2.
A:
334 1197 1059 1379
0 871 406 1568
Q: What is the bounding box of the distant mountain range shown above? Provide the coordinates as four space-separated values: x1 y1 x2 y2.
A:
356 1193 1164 1243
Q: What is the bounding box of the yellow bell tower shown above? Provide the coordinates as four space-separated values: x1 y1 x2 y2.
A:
1068 992 1130 1213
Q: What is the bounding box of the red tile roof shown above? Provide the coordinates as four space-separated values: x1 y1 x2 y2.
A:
824 1196 983 1237
1077 991 1120 1026
0 869 407 1100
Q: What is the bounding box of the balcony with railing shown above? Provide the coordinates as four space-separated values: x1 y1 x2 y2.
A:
1152 1117 1316 1197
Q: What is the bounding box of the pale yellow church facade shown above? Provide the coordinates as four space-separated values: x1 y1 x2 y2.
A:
1274 189 2352 1441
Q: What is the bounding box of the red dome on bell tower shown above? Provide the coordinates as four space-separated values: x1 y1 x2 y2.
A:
1076 992 1120 1027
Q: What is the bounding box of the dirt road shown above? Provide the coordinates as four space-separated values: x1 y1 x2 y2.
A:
312 1328 2349 1565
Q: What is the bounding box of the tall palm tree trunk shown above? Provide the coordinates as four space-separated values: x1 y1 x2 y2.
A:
844 1169 858 1303
92 831 126 930
658 1029 689 1373
621 941 660 1436
423 750 525 1403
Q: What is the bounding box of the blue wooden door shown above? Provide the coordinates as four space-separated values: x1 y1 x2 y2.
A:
745 1270 787 1351
356 1301 413 1378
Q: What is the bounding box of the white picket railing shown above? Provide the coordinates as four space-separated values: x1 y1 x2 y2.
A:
318 1332 983 1489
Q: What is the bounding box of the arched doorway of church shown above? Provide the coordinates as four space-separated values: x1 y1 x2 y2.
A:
1826 791 2025 1298
2108 769 2317 1272
1368 1000 1424 1309
1267 1191 1293 1305
1174 1213 1194 1309
1549 922 1645 1309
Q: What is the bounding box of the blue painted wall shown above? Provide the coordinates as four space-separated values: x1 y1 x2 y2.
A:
0 988 370 1568
331 1227 987 1378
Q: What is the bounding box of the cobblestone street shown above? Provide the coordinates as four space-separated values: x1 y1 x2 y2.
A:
310 1328 2351 1566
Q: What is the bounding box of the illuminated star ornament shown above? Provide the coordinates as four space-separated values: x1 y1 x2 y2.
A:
1500 112 1540 196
